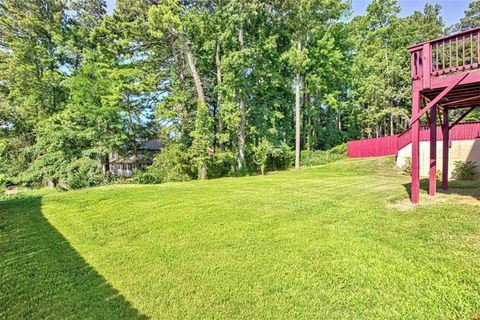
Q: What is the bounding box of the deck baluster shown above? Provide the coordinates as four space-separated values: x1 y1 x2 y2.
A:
477 31 480 64
456 37 459 69
470 33 473 67
442 40 445 72
449 39 452 71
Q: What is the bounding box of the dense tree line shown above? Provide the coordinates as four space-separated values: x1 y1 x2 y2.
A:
0 0 479 187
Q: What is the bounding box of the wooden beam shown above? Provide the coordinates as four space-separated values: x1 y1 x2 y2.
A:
442 109 449 192
429 105 437 196
440 94 480 107
422 43 432 89
410 73 469 125
411 90 421 204
430 68 480 89
448 106 477 130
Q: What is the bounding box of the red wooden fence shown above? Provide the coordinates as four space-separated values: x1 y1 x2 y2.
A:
347 121 480 158
347 135 398 158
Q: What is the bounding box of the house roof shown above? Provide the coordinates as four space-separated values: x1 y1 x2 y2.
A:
141 139 164 151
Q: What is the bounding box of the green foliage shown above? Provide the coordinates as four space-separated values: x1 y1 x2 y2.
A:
0 138 28 185
457 0 480 31
301 144 347 167
253 139 272 175
190 103 213 179
0 0 469 187
66 158 105 190
0 176 6 193
253 139 293 175
136 144 192 184
452 160 477 180
401 157 412 175
207 151 237 179
133 171 160 185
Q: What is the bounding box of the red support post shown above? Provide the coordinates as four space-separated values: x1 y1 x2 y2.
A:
429 105 437 196
442 108 449 191
422 43 432 89
411 90 421 203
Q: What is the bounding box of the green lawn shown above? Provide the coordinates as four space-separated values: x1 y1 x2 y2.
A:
1 157 480 319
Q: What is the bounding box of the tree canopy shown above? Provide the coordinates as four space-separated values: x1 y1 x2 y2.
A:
0 0 477 187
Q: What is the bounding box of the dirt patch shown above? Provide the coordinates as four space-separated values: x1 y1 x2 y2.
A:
388 192 480 211
4 185 20 195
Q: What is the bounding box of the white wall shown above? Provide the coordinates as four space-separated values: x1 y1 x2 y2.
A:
397 139 480 178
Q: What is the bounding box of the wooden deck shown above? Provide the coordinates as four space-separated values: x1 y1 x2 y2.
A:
408 27 480 203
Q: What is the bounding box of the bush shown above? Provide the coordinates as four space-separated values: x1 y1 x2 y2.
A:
66 158 105 190
452 160 477 180
0 175 5 193
401 157 412 175
301 150 328 166
253 140 293 175
135 144 192 184
301 144 347 167
207 151 237 179
133 171 160 184
253 139 272 175
328 143 347 156
269 142 293 171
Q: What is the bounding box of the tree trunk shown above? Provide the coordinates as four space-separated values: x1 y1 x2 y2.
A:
216 41 224 151
337 112 342 132
104 154 110 174
390 112 394 136
238 26 246 169
295 35 302 170
179 33 207 180
180 35 205 105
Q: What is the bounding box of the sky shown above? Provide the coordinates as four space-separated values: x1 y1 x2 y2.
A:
352 0 469 26
105 0 470 27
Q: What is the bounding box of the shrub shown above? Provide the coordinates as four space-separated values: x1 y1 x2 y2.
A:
207 151 237 179
300 144 347 167
327 143 347 156
269 142 293 171
253 140 293 175
0 175 5 193
136 144 192 184
133 171 160 184
452 160 477 180
301 150 329 166
66 158 105 189
401 157 412 175
253 139 272 175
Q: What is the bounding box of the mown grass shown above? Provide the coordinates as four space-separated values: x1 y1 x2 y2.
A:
1 157 480 319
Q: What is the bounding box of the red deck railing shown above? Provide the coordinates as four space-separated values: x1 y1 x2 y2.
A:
409 27 480 86
347 121 480 158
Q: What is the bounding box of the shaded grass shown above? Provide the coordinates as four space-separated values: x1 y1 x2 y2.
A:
0 196 147 319
1 157 480 319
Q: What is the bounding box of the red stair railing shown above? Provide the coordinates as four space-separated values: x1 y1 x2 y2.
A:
409 27 480 85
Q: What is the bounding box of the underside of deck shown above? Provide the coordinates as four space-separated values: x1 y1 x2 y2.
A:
423 70 480 109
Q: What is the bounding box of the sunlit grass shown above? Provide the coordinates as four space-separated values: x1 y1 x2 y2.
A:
1 157 480 319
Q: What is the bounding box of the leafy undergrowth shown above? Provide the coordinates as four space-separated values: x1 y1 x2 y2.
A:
1 157 479 319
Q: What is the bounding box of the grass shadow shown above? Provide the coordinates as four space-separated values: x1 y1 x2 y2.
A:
403 178 480 201
0 195 148 319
